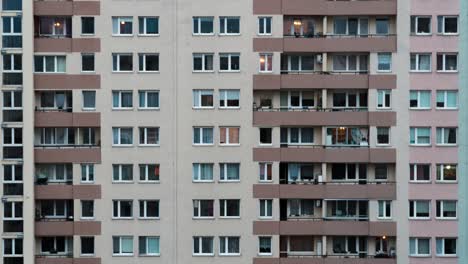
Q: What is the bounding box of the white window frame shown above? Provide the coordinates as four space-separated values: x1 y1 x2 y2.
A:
40 237 71 255
192 17 214 35
436 164 457 183
409 237 431 257
192 163 214 182
138 16 159 36
192 236 214 256
81 200 94 219
3 164 22 183
3 54 22 73
82 90 96 110
193 89 214 109
409 90 431 109
219 163 240 182
138 90 159 109
436 127 457 146
112 17 133 36
332 54 368 73
259 163 273 182
112 90 133 109
219 53 240 72
436 238 457 257
376 127 391 146
112 164 133 183
280 127 315 145
112 236 134 256
411 16 432 35
139 200 159 219
3 201 22 220
219 16 240 35
193 127 214 145
378 200 392 219
219 126 240 146
40 200 68 219
81 53 95 73
34 56 66 73
409 164 431 183
258 236 272 256
3 127 22 146
376 89 392 109
408 200 431 220
436 90 458 109
138 53 159 72
112 53 133 72
410 127 431 146
437 53 458 72
139 127 160 146
80 236 95 256
139 164 160 183
112 200 133 219
219 236 241 256
81 164 94 183
219 89 240 109
259 53 273 73
436 200 457 220
410 53 432 72
377 53 392 72
193 199 214 219
219 199 240 218
3 90 22 110
259 199 273 219
112 127 133 146
193 53 214 72
139 236 160 256
3 238 22 257
437 16 458 35
258 17 272 35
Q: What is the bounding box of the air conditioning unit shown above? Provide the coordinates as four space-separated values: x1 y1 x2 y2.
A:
316 200 322 207
317 175 323 183
316 54 323 64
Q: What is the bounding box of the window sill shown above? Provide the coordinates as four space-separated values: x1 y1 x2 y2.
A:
193 180 215 183
193 144 214 147
257 34 273 36
112 145 134 148
138 181 160 184
436 107 458 111
219 144 241 147
219 216 241 219
112 254 134 257
436 71 458 73
192 70 215 73
219 70 241 73
138 71 160 74
409 255 431 258
80 217 96 220
112 181 134 184
111 34 134 37
408 218 431 221
409 144 432 147
112 108 134 111
82 108 97 112
219 33 241 36
112 217 134 220
435 144 457 147
139 254 161 257
410 33 432 36
193 217 215 220
193 107 215 110
138 144 160 147
219 180 240 183
435 217 457 221
192 254 215 257
112 71 134 74
258 253 273 256
409 107 431 111
435 255 458 258
409 181 431 184
219 106 240 110
192 33 215 36
435 181 457 184
137 34 160 37
138 217 160 220
410 70 432 73
219 253 241 256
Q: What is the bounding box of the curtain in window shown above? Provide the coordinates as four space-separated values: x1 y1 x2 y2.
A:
436 239 443 255
333 18 346 34
228 237 239 253
447 92 457 107
302 200 314 215
301 128 314 143
202 128 212 143
121 129 132 144
333 55 347 71
289 199 300 216
193 128 200 143
416 202 429 216
121 237 133 253
409 239 416 254
219 127 226 144
288 164 299 181
226 90 239 106
200 164 213 180
418 128 430 144
56 56 66 72
359 19 368 35
147 92 159 107
148 237 159 254
228 128 239 144
226 164 239 180
418 239 429 254
290 128 299 143
419 55 431 70
201 238 212 253
56 93 65 109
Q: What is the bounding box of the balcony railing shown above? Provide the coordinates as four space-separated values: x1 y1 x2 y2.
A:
280 179 396 185
281 70 369 75
254 106 368 112
279 253 396 259
283 33 396 39
35 107 73 113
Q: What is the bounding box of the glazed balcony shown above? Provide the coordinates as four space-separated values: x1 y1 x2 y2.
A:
34 0 100 16
253 0 397 16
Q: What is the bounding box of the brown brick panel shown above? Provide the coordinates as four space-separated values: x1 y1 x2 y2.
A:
34 74 101 90
34 1 100 16
35 148 101 163
34 112 101 128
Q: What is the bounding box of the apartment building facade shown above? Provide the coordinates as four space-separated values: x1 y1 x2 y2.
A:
0 0 464 264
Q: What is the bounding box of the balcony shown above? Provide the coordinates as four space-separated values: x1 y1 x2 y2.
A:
253 256 396 264
35 221 101 236
253 0 397 16
253 73 396 90
253 220 396 236
35 112 100 127
34 38 100 53
35 184 101 199
253 182 396 200
35 257 101 264
254 35 396 53
34 74 100 90
253 108 396 127
34 0 100 16
35 146 101 163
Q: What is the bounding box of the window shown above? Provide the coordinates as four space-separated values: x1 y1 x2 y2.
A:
220 53 240 72
219 17 240 35
331 163 366 181
409 200 430 219
40 237 71 255
436 127 457 145
193 200 214 218
82 91 96 110
437 53 458 72
259 199 272 218
280 91 318 109
377 90 391 109
377 127 390 145
378 200 392 219
436 90 458 109
112 164 133 182
410 16 431 35
113 236 133 256
333 17 369 35
81 164 94 183
220 199 240 217
138 17 159 35
139 127 159 145
332 54 368 72
258 17 272 35
219 163 240 181
259 53 273 72
3 238 22 256
193 53 214 72
410 127 431 146
410 53 431 72
81 200 94 219
376 18 389 35
37 128 74 146
193 17 214 35
39 200 69 218
81 53 95 72
81 17 95 35
113 200 133 218
409 90 431 109
3 127 22 145
112 127 133 145
193 127 214 145
436 164 457 182
34 56 66 73
81 237 94 256
112 53 133 72
112 91 133 109
193 237 214 256
2 0 21 11
219 127 240 145
377 53 392 72
258 237 272 255
280 127 314 145
112 17 133 35
3 201 22 219
331 91 367 109
3 164 22 183
3 16 22 49
219 237 240 255
259 128 272 145
3 53 22 85
139 236 160 256
437 16 458 34
288 199 314 218
219 89 240 108
35 164 72 183
259 163 272 182
377 165 390 180
139 164 160 182
193 163 214 182
3 90 22 109
193 90 214 108
139 90 159 109
410 164 431 182
436 200 457 219
138 53 159 72
409 238 430 256
139 200 159 219
281 54 315 73
436 238 457 256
